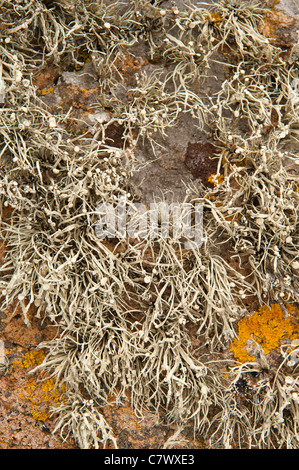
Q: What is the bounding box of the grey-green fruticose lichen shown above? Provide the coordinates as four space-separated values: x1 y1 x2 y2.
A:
0 0 298 449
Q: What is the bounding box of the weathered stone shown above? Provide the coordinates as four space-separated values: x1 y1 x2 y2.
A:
261 0 299 49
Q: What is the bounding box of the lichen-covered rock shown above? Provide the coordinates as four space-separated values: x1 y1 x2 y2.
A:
260 0 299 49
0 0 299 450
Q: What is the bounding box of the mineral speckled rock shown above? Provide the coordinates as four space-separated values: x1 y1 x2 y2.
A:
261 0 299 49
0 0 299 450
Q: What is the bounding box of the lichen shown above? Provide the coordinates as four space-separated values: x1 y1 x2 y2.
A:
207 174 224 186
12 349 68 423
231 303 299 363
0 0 298 450
40 86 54 96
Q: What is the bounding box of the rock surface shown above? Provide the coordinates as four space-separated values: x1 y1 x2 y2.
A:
0 0 298 450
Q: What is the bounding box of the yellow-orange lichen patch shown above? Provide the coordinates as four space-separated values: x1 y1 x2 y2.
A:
259 10 295 40
207 174 224 186
22 349 46 369
204 12 222 26
13 349 67 422
40 86 54 96
231 303 299 363
20 376 67 421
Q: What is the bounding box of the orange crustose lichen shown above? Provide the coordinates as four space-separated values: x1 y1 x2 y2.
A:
207 174 224 186
13 349 67 422
231 303 299 363
40 86 54 95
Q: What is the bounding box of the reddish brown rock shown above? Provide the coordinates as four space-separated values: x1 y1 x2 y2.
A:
260 0 299 49
182 142 220 187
